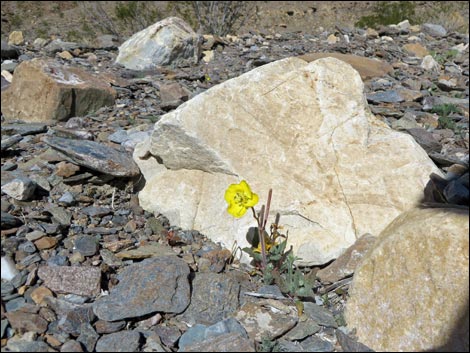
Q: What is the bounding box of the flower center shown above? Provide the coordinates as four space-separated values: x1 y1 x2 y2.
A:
234 192 248 205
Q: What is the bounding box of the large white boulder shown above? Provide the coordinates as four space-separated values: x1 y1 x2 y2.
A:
115 17 202 70
134 57 442 265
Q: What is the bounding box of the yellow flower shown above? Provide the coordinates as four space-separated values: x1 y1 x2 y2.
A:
254 236 273 253
224 180 259 218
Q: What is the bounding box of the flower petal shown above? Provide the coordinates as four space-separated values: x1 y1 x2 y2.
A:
227 203 247 218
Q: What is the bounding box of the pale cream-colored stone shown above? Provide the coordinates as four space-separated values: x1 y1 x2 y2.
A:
134 57 442 266
115 17 202 70
234 300 298 342
345 207 469 352
1 58 116 122
8 31 24 45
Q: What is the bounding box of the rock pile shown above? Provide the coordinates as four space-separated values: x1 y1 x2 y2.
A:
1 16 469 352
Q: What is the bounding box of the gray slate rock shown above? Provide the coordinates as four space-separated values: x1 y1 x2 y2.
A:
77 322 99 352
178 318 251 352
95 330 141 352
406 128 442 153
74 235 99 257
1 40 20 59
422 23 447 37
336 329 375 352
303 302 338 328
180 333 255 352
178 272 240 325
93 256 190 321
1 211 23 229
1 123 48 136
1 134 22 151
366 90 405 103
42 136 140 177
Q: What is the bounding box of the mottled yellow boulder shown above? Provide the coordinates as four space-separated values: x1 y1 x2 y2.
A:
345 206 469 352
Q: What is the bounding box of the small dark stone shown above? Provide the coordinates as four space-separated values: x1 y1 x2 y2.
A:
74 235 99 257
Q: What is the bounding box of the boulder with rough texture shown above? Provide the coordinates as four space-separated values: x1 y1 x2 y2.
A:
345 207 469 352
134 57 442 266
115 17 202 70
1 58 115 123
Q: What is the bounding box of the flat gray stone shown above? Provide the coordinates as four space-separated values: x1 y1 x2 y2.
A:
1 123 48 136
178 272 240 325
303 302 338 328
42 136 140 177
366 90 404 103
95 331 141 352
93 256 190 321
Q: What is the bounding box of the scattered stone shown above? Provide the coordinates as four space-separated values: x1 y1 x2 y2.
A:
316 233 377 283
422 23 447 37
55 161 80 178
234 300 298 341
1 177 37 201
73 235 98 257
179 272 241 325
8 31 24 46
336 329 374 352
1 134 22 151
5 310 48 333
303 302 338 328
1 212 22 230
38 266 101 297
2 123 47 136
42 136 140 177
95 330 141 352
34 236 59 250
93 256 190 321
30 286 54 306
1 40 20 59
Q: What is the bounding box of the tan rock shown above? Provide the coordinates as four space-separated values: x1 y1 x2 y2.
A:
345 207 469 352
403 43 429 58
55 161 80 177
30 286 54 306
298 52 393 80
327 34 339 44
1 58 116 123
34 236 58 250
8 31 24 45
57 50 73 60
134 57 442 266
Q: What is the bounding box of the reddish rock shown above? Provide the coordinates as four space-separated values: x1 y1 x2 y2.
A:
38 266 101 297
